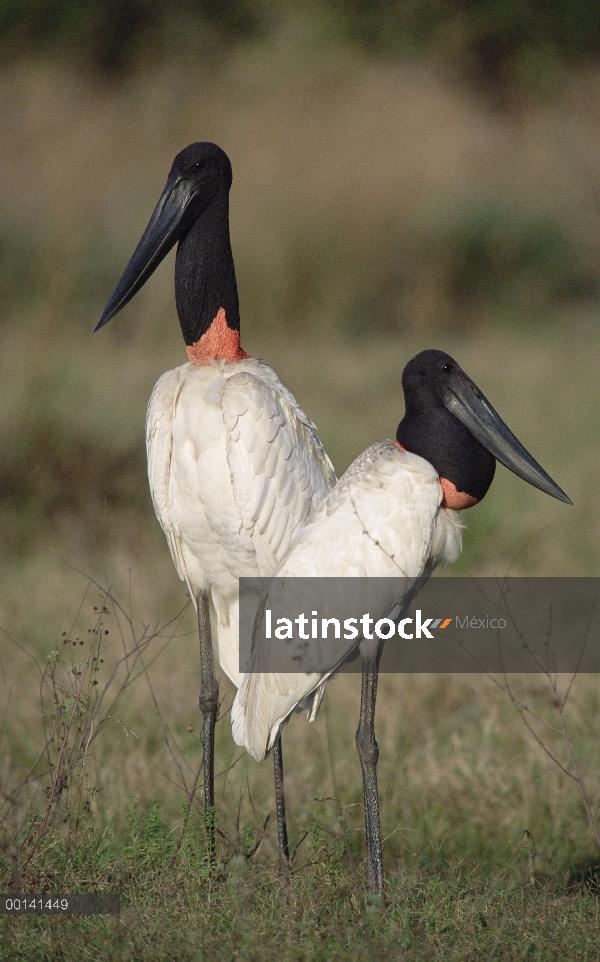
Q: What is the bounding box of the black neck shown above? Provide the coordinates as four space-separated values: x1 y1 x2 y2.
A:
396 405 496 501
174 188 240 346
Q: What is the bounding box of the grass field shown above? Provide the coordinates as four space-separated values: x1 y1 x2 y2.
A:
2 52 600 959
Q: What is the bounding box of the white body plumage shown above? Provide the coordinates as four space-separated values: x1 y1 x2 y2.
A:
231 441 463 758
146 357 336 687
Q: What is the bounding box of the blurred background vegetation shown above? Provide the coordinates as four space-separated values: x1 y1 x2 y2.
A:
3 0 600 98
3 3 600 940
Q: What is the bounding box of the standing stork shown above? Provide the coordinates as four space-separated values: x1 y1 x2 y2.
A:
232 349 571 896
94 142 336 866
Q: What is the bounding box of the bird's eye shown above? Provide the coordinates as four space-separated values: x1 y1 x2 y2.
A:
420 370 427 379
441 362 452 373
193 160 206 171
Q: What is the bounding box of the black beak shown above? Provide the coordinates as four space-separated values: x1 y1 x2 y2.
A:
444 376 572 504
93 171 200 332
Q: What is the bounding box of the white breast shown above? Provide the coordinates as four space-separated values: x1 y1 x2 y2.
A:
146 357 336 687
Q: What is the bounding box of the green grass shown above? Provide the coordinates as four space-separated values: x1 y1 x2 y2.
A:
3 576 600 958
2 801 600 960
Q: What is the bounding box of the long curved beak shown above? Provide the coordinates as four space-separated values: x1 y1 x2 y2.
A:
93 172 197 332
445 377 572 504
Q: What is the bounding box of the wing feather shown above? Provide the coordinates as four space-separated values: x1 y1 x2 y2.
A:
222 372 336 576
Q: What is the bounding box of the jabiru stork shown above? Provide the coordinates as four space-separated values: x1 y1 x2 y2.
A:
232 349 571 896
94 142 336 867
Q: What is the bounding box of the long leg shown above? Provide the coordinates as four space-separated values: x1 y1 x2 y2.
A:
197 590 219 864
355 639 384 898
272 731 290 875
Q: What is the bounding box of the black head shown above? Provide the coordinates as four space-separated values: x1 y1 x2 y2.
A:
93 143 235 333
401 350 477 415
397 349 571 506
169 142 233 220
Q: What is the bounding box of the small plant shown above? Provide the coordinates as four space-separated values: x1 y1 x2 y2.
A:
0 574 189 884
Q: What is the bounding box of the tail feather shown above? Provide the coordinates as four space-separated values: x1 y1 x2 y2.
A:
232 670 329 761
231 674 274 760
208 591 244 689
